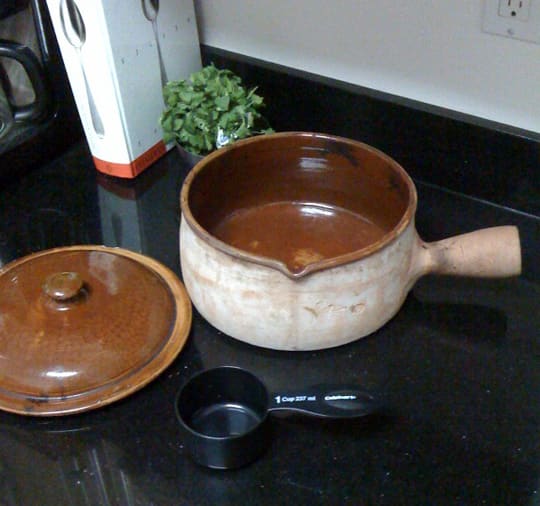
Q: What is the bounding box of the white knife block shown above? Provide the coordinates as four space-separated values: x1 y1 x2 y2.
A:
47 0 201 178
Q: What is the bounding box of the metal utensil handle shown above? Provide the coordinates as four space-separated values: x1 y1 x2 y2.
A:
152 20 168 88
59 0 105 138
80 60 104 137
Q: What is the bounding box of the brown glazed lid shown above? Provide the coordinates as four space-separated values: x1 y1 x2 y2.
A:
0 245 192 416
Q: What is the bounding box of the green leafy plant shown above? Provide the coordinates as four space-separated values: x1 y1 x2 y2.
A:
159 64 274 156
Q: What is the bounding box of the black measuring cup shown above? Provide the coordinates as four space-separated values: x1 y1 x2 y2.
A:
175 366 379 469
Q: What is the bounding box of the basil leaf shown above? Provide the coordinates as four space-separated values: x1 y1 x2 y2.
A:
159 63 274 155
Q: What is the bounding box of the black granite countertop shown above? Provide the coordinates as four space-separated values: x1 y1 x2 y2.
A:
0 139 538 505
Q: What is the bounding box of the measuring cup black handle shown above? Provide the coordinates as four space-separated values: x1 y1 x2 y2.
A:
268 385 379 418
0 39 49 122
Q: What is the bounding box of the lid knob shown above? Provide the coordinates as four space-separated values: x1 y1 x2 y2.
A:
42 271 84 301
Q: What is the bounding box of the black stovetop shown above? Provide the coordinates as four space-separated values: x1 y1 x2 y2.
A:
0 140 538 506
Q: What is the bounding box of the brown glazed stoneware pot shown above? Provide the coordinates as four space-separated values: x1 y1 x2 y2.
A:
0 245 192 416
180 132 521 351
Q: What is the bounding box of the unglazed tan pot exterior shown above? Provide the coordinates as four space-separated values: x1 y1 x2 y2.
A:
180 132 521 351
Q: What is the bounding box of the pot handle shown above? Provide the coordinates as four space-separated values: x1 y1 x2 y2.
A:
412 226 521 279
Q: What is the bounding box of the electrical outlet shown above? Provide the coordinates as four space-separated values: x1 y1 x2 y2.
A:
498 0 531 21
483 0 540 43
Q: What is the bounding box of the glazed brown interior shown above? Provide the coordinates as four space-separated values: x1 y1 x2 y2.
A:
183 133 415 275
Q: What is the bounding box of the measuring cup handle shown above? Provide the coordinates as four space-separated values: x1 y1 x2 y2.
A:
0 40 49 122
268 385 379 418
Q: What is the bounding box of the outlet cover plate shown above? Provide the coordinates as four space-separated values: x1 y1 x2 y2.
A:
483 0 540 43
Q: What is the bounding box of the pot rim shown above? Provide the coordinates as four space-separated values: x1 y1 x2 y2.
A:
180 131 418 279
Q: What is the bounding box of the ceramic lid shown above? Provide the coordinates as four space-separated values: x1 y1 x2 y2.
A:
0 245 192 416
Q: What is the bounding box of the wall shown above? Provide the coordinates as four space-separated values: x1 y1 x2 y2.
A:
194 0 540 134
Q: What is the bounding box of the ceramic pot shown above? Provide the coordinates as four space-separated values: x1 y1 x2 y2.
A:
179 132 521 351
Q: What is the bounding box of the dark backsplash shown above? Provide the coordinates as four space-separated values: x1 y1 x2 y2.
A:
5 42 537 220
201 45 540 219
